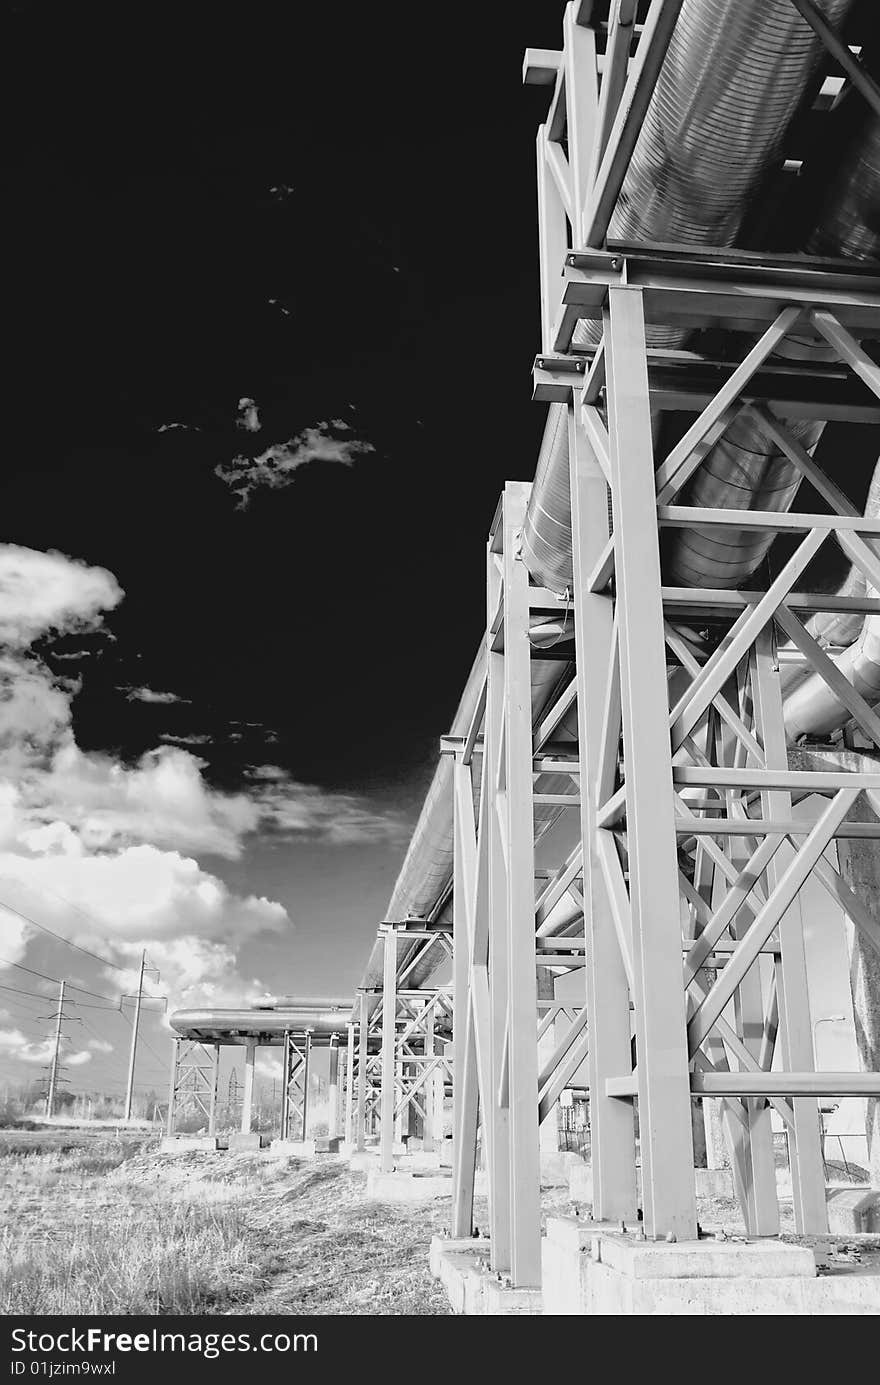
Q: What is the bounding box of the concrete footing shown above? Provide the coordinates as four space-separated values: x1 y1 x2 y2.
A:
228 1132 268 1152
695 1168 734 1199
541 1216 880 1315
540 1149 586 1187
314 1136 343 1154
159 1135 221 1154
269 1138 316 1157
429 1236 542 1315
827 1187 880 1235
569 1162 593 1205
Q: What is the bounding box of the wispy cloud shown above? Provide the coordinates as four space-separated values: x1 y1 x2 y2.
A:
123 687 191 705
246 765 411 846
216 419 374 509
159 733 213 747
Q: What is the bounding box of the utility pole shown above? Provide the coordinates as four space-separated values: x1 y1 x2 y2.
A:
46 979 65 1117
124 950 147 1121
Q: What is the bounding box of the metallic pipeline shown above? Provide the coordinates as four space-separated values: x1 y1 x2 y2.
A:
666 108 880 592
371 2 876 983
169 1008 354 1040
784 454 880 736
254 996 352 1010
383 636 576 933
522 0 855 596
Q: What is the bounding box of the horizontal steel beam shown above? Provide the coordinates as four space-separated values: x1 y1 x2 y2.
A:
678 817 880 839
674 768 880 791
607 1073 880 1097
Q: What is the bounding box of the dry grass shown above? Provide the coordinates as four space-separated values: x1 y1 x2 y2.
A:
0 1131 452 1316
1 1202 260 1314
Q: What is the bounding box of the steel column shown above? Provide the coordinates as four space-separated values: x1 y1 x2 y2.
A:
486 549 512 1270
751 631 828 1232
241 1040 256 1134
357 991 369 1151
605 285 697 1241
569 400 637 1222
328 1037 340 1139
207 1043 220 1137
345 1022 355 1147
301 1032 312 1140
166 1038 179 1136
379 928 398 1172
452 772 480 1237
502 481 542 1285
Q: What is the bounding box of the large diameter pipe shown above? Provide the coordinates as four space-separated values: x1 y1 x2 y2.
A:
522 0 856 597
170 1008 352 1038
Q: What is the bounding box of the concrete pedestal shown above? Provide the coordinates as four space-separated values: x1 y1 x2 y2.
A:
429 1236 541 1315
695 1168 734 1199
827 1187 880 1234
429 1237 493 1314
541 1216 880 1315
269 1138 316 1157
540 1149 585 1187
228 1132 268 1152
314 1136 343 1154
160 1135 220 1154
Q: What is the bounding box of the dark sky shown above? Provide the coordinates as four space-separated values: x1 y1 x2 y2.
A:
5 2 878 1096
7 0 564 804
2 2 575 1066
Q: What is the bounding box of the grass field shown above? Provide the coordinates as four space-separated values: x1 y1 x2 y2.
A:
0 1129 455 1315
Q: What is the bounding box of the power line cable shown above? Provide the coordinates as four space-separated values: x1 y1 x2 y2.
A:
0 956 120 1004
0 983 53 1004
0 894 132 974
116 1007 171 1071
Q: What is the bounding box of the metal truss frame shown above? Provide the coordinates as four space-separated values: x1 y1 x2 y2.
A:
280 1030 312 1141
166 1039 220 1136
439 0 880 1290
376 927 453 1171
351 964 452 1164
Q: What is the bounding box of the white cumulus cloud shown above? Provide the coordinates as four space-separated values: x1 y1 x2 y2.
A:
0 545 122 649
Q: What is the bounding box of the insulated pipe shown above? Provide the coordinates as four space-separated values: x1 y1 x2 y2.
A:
254 996 351 1010
783 455 880 736
666 108 880 592
383 642 574 931
522 0 856 596
169 1008 353 1038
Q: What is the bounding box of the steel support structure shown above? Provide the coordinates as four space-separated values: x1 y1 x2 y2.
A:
439 0 880 1284
166 1039 220 1137
446 487 590 1282
373 927 454 1170
280 1030 312 1141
